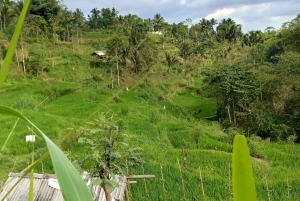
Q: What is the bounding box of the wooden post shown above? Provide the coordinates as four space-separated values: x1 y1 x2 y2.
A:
124 183 130 201
160 164 167 201
177 158 187 201
287 178 291 199
142 164 149 201
264 174 271 201
199 166 205 199
228 163 232 201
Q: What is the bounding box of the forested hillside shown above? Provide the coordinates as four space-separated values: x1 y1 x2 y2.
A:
1 0 300 200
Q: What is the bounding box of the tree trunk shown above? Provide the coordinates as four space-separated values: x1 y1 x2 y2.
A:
77 28 79 50
111 68 114 89
184 59 187 76
103 185 112 201
15 51 20 68
183 149 188 168
232 101 237 125
21 34 26 73
67 25 70 42
227 105 232 123
117 62 120 87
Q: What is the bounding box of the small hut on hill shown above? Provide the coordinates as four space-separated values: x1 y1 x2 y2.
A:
92 50 107 61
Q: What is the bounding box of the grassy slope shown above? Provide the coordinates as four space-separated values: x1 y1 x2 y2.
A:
0 32 300 200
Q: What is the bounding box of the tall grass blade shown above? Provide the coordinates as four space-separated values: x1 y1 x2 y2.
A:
232 135 257 201
0 106 93 201
29 161 34 201
0 118 19 153
1 153 49 201
0 0 31 88
29 140 34 201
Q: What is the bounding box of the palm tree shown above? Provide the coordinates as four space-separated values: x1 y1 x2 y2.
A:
216 21 242 64
106 35 128 86
128 26 157 74
184 18 192 38
243 30 264 65
0 0 15 29
152 13 164 32
165 52 178 74
199 18 217 39
178 41 193 71
88 8 100 29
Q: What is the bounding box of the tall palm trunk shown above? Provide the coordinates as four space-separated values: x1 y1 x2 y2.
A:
21 34 26 73
104 186 112 201
116 50 120 87
15 51 20 68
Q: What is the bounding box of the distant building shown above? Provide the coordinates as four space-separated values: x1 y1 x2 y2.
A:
92 50 107 61
0 172 126 201
151 31 163 35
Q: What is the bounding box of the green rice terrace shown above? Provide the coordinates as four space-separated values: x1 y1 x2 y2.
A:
1 3 300 200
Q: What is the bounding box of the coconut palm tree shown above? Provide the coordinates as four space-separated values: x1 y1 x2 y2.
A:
0 0 15 29
152 13 164 32
178 41 193 71
88 8 101 29
106 35 128 86
165 52 178 74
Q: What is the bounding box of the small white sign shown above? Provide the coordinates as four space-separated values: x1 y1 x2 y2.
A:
26 135 36 142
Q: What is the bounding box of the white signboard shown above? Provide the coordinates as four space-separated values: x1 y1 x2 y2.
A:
26 135 36 142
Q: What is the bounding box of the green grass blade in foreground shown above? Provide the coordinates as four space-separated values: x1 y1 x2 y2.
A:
0 0 31 88
0 106 93 201
0 118 19 153
29 141 34 201
232 135 257 201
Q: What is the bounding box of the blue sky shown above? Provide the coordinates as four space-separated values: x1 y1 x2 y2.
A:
63 0 300 32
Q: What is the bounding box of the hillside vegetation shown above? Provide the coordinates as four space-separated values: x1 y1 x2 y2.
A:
1 1 300 200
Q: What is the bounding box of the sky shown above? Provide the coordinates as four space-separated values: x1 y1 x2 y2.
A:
63 0 300 32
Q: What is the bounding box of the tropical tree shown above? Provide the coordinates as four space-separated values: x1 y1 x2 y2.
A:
165 52 178 74
206 65 259 126
217 19 242 64
0 0 15 29
152 13 164 32
184 18 192 39
29 0 62 38
243 30 264 65
88 8 100 30
128 26 157 74
199 18 217 39
72 8 85 25
106 35 128 87
178 41 193 71
77 113 142 201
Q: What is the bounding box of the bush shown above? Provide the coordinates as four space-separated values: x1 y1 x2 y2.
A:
120 105 129 116
13 95 39 110
149 110 161 123
247 136 264 158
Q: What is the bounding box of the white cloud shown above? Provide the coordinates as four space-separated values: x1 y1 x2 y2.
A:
257 3 270 13
180 0 187 5
205 8 236 19
64 0 300 32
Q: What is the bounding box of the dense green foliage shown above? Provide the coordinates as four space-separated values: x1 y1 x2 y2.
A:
1 1 300 200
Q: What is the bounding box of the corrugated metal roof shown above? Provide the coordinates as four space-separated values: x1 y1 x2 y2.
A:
0 173 126 201
92 51 107 56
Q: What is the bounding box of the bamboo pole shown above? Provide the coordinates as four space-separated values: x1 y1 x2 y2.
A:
264 174 271 201
160 164 167 201
177 158 187 201
199 166 205 199
228 163 232 201
142 164 149 201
